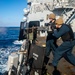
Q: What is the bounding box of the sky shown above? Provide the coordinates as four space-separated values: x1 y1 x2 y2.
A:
0 0 27 27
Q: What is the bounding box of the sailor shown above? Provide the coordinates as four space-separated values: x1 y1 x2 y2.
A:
52 17 75 69
46 13 57 57
45 13 58 65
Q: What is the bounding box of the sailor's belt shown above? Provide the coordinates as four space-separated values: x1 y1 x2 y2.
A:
64 39 74 42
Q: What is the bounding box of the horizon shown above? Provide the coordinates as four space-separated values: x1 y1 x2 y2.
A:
0 0 27 27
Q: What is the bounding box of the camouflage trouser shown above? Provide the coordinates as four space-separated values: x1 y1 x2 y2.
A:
46 40 56 56
52 40 75 66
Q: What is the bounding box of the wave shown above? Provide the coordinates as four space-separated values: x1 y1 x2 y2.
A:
13 40 23 45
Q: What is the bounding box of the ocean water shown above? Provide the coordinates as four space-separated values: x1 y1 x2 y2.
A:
0 27 21 74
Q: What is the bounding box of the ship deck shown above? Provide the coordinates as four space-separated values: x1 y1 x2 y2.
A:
35 36 75 75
